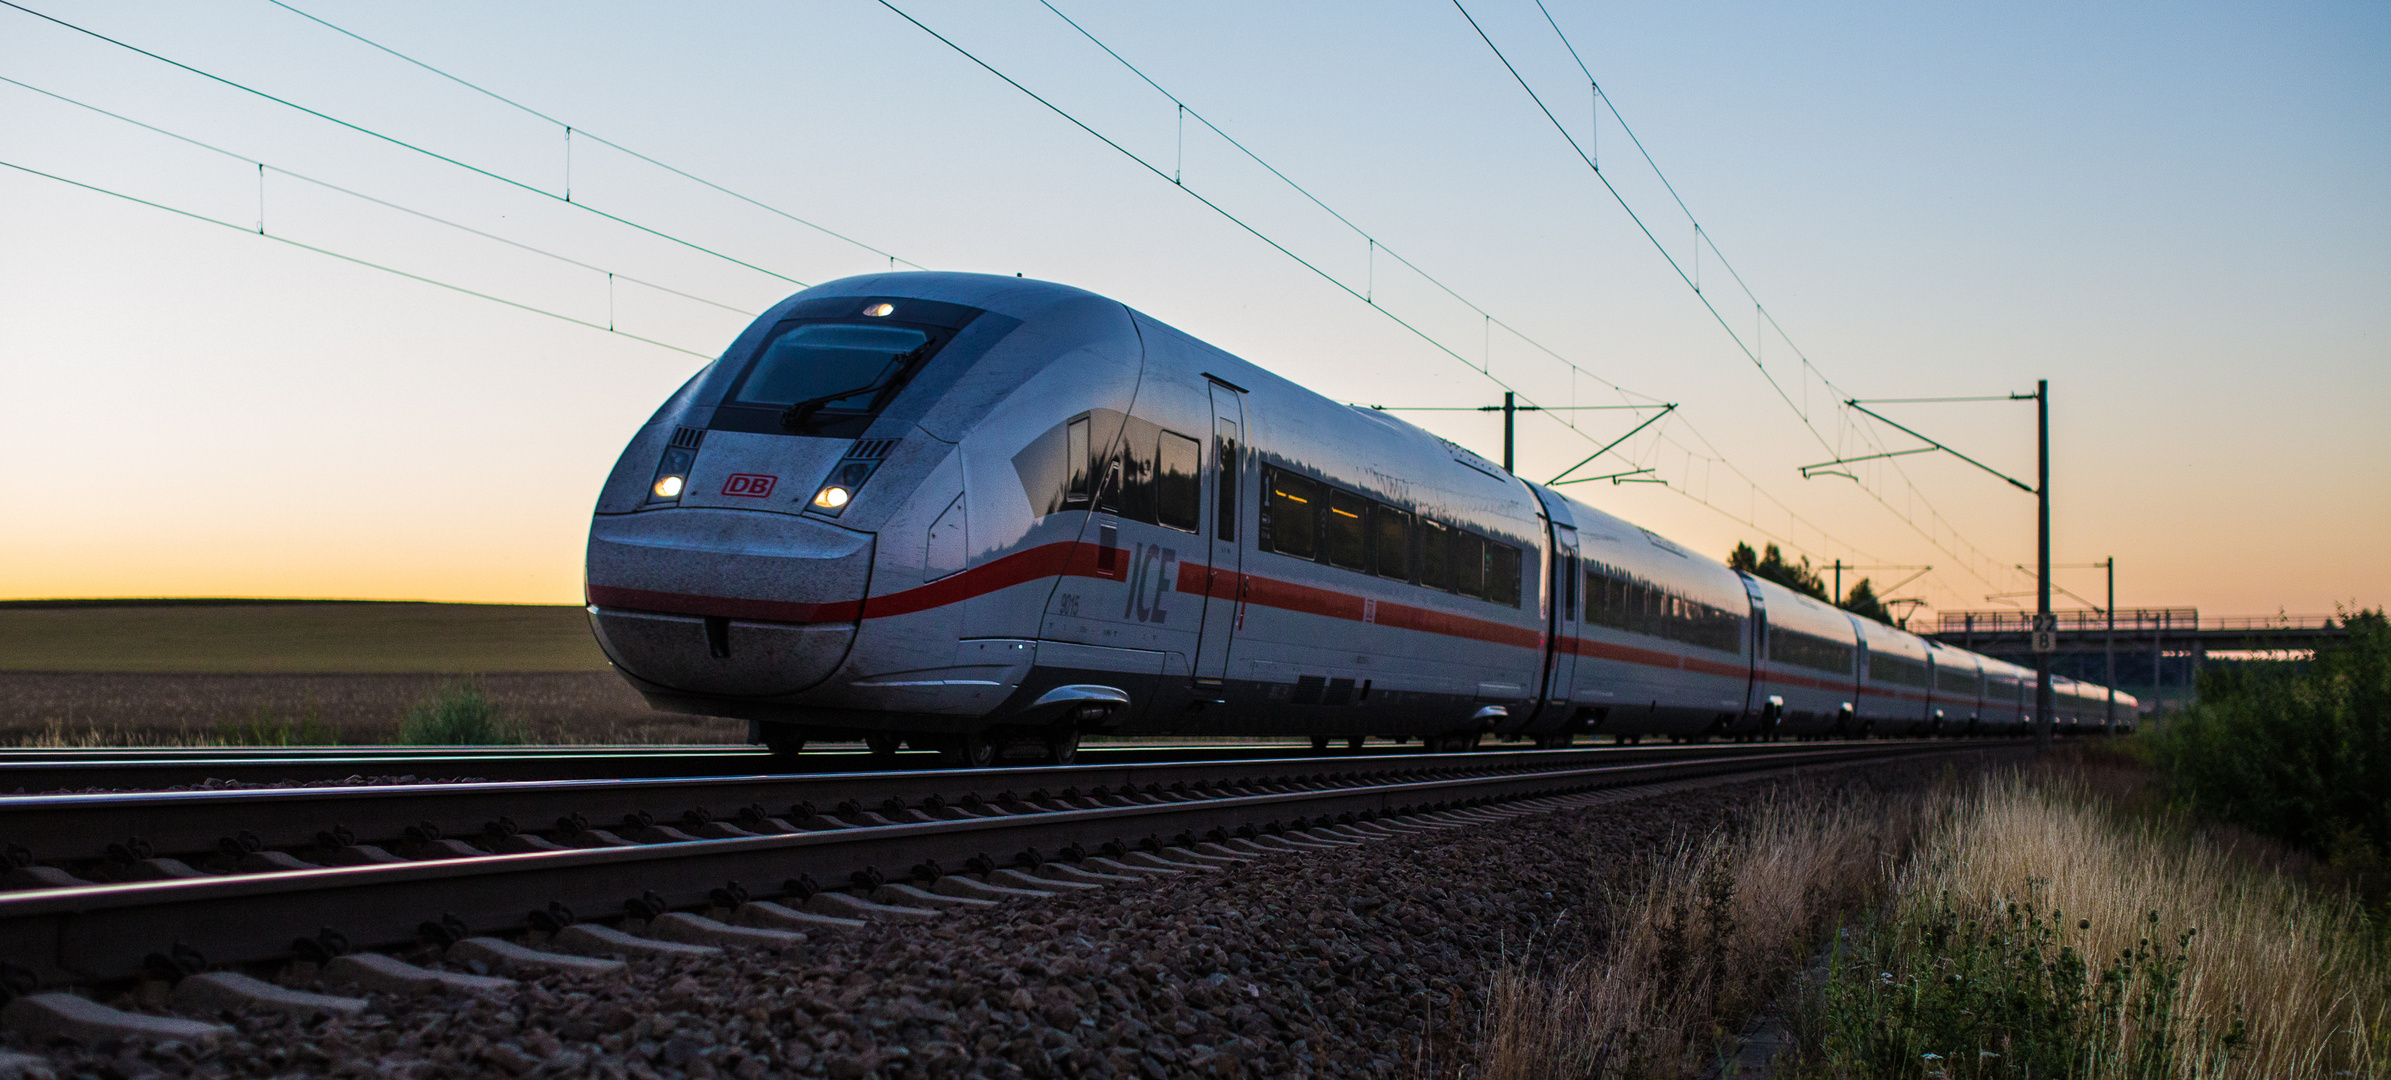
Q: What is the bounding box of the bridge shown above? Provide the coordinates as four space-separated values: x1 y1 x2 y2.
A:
1926 609 2351 712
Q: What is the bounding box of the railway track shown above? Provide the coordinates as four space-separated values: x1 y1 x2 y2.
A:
0 739 2000 1003
0 739 1437 792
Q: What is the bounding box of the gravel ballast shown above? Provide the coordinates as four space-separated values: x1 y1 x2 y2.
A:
2 760 1985 1078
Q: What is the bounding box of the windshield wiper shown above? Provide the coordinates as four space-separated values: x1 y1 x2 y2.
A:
776 345 932 433
778 381 882 433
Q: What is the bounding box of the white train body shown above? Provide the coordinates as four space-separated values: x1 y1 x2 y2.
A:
584 273 2133 754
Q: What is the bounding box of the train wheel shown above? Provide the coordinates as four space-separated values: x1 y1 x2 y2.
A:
1046 729 1081 766
864 732 902 760
759 724 805 759
937 733 998 769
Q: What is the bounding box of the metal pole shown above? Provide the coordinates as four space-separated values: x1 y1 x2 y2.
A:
2104 557 2116 735
1502 391 1516 474
2035 379 2053 750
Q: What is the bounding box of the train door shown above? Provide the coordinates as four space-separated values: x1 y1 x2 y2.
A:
1849 631 1872 736
1191 381 1247 689
1536 523 1580 727
1739 576 1774 736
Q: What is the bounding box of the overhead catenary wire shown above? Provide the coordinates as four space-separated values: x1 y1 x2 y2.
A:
1458 0 2023 601
870 0 1654 426
0 0 813 290
1033 0 1650 407
0 74 759 319
1537 3 2028 602
880 0 1898 574
1007 2 1895 569
16 0 1921 594
258 0 925 272
0 157 714 359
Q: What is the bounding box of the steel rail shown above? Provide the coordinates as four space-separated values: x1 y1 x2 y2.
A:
0 740 1462 791
1 741 1936 868
0 742 1999 985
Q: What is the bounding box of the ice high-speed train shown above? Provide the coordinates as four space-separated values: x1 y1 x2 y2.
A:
585 272 2133 766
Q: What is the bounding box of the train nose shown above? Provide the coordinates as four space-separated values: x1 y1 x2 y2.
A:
584 508 874 697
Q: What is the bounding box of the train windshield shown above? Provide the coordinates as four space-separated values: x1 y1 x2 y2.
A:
729 322 932 419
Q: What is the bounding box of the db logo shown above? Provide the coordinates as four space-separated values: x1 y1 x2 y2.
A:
722 473 778 498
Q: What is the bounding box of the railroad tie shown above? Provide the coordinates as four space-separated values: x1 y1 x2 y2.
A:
986 867 1101 893
732 900 867 933
447 937 625 976
323 952 514 996
643 912 805 950
171 971 368 1021
1029 862 1145 885
551 923 721 959
872 882 999 910
804 891 944 922
931 875 1054 902
0 992 232 1047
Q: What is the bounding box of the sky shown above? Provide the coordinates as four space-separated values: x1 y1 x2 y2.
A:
1 0 2384 621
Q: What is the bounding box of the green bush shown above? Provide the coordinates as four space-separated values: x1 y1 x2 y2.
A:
397 680 520 745
2155 609 2390 862
1814 894 2245 1078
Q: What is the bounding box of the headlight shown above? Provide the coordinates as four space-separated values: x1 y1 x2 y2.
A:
648 444 697 502
805 459 878 516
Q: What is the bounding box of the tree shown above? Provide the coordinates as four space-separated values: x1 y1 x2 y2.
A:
1840 578 1892 623
1727 541 1829 602
1728 541 1898 624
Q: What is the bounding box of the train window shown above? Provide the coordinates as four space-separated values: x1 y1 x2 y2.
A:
1418 521 1450 591
1586 569 1617 628
1214 420 1238 542
1487 543 1521 607
1064 417 1091 508
1869 653 1931 689
1326 490 1370 571
1374 505 1411 580
727 323 932 428
1935 665 1979 695
1157 431 1201 533
1582 562 1744 651
1768 627 1853 675
1094 452 1125 516
1453 532 1487 599
1260 468 1321 559
1118 418 1161 524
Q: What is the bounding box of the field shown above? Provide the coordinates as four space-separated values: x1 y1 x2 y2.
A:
0 599 610 673
0 600 741 745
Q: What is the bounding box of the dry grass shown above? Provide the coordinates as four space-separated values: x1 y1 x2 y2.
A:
1817 771 2391 1078
0 671 742 745
0 601 610 673
1476 781 1940 1079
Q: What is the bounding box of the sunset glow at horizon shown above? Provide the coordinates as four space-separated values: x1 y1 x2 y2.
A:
2 1 2383 618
